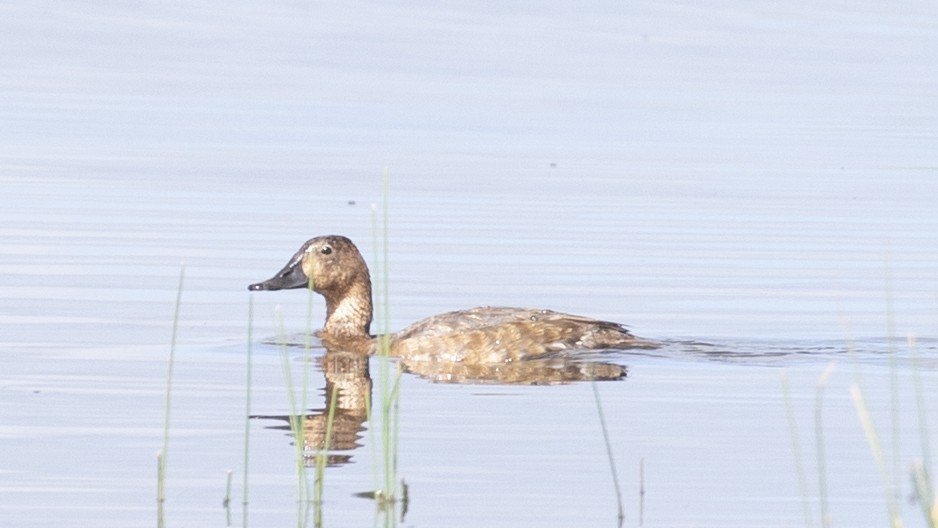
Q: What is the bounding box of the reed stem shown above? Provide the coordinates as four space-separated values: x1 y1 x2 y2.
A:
242 296 254 528
591 380 624 524
851 384 902 528
780 371 813 528
815 361 836 528
157 265 185 527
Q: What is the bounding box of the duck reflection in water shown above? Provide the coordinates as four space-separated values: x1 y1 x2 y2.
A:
248 235 656 372
252 340 627 468
252 348 372 467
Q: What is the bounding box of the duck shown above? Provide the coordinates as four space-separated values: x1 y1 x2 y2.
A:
248 235 655 363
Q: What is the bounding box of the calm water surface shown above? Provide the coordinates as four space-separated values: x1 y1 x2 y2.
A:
2 2 938 527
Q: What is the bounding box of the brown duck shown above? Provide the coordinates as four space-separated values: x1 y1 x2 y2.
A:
248 235 654 363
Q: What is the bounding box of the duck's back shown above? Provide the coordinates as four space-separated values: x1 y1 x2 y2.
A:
390 306 648 363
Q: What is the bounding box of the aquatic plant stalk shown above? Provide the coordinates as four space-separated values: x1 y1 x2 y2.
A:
815 361 836 528
156 451 165 528
242 296 254 528
315 386 340 489
591 380 625 523
850 384 902 528
382 170 402 505
381 169 390 343
304 275 315 424
639 458 645 527
909 336 934 484
909 335 936 526
368 203 382 494
224 469 233 526
276 307 311 526
779 371 813 528
912 460 938 527
367 170 401 507
306 251 338 528
157 264 185 527
312 384 339 528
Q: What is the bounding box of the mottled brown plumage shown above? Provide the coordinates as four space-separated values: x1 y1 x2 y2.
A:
249 235 655 363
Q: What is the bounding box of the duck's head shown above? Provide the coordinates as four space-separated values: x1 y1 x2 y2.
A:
248 235 371 298
250 235 374 337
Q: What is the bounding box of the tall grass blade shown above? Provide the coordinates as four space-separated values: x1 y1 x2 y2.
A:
912 460 937 527
276 307 310 527
224 469 233 526
850 384 902 528
156 451 165 528
366 169 401 508
378 167 391 343
591 380 625 525
780 371 813 528
909 335 934 481
815 361 836 528
242 296 254 528
909 333 936 527
158 264 185 527
639 458 645 527
312 383 340 528
314 384 340 502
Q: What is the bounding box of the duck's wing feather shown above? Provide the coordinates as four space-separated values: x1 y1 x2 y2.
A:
391 306 652 363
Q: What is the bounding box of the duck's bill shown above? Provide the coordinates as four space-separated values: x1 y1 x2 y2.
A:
248 257 310 291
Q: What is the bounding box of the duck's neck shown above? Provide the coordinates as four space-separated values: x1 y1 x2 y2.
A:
323 280 373 338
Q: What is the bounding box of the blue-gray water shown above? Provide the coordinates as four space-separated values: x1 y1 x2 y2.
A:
2 2 937 527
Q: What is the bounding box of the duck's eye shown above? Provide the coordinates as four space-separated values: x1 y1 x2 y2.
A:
320 245 333 255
